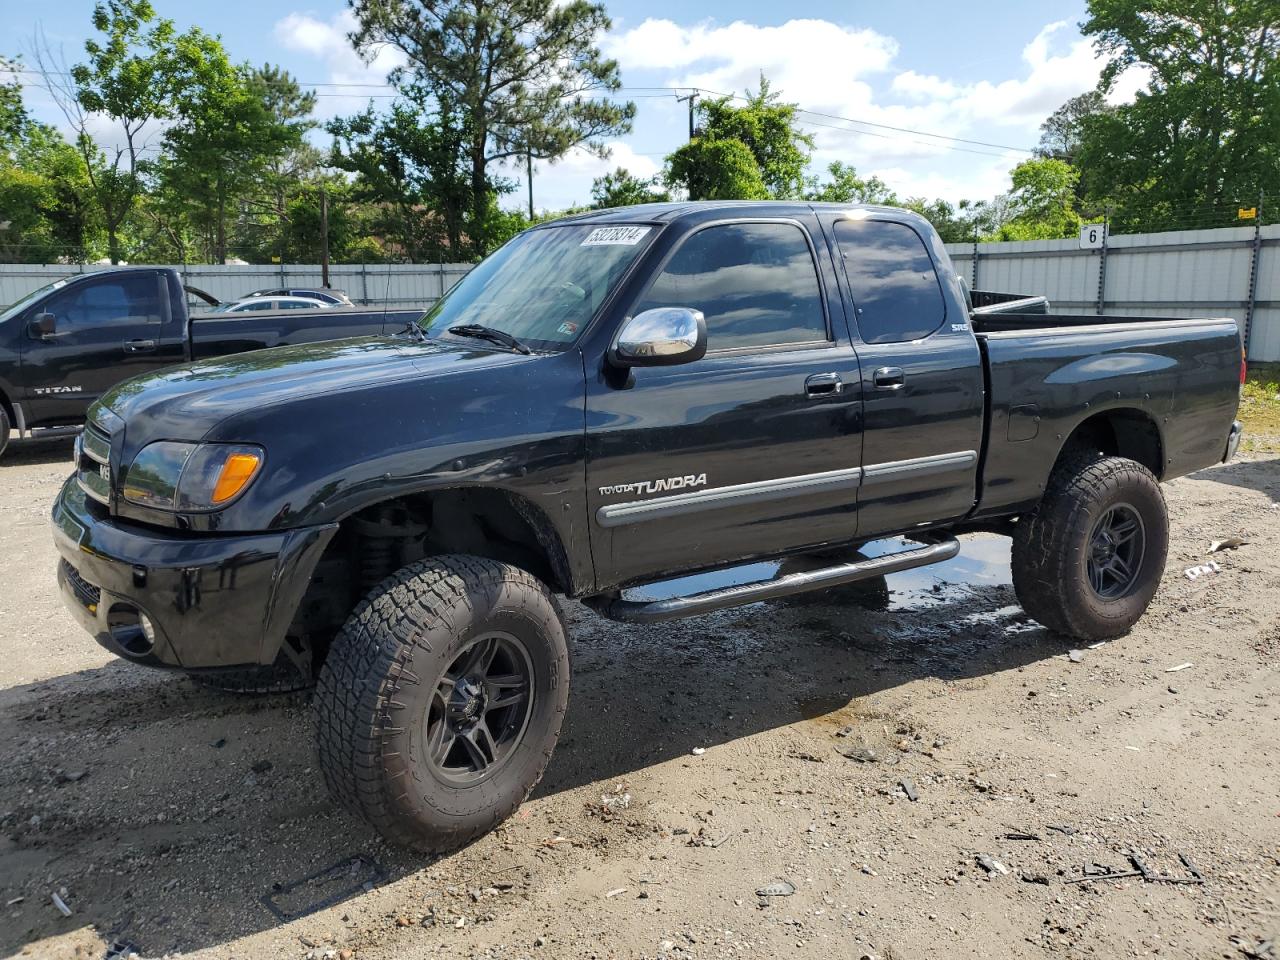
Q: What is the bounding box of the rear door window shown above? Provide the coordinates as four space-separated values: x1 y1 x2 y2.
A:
833 219 946 343
635 221 828 351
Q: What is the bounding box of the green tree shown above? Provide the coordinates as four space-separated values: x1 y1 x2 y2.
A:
1 58 29 153
995 157 1083 240
348 0 635 257
0 60 99 262
665 76 814 200
804 161 897 204
328 102 474 261
157 46 309 262
590 168 669 208
902 198 982 244
665 138 768 201
1037 91 1112 160
1076 0 1280 230
48 0 186 262
247 65 321 257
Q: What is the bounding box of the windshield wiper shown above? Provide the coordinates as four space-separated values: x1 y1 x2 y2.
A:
447 324 532 355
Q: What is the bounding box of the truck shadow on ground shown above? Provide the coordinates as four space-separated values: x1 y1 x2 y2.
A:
1185 455 1280 501
2 436 77 468
0 537 1080 957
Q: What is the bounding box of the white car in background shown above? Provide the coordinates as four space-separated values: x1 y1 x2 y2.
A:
209 295 335 314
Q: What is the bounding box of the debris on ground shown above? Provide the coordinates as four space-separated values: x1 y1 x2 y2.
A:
899 778 919 802
50 891 72 917
1166 662 1194 672
841 746 879 763
1067 649 1084 663
1001 831 1041 841
604 887 628 898
1184 560 1222 580
755 880 796 897
1209 536 1247 553
690 747 706 756
975 855 1008 876
599 786 632 814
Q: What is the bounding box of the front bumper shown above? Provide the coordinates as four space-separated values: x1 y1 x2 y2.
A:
1224 420 1243 462
52 477 337 670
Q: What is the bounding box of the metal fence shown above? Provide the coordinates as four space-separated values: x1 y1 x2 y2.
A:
0 262 475 311
4 222 1278 361
945 223 1280 362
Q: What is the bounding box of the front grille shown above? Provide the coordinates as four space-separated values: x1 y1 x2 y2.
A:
60 559 101 610
77 421 112 505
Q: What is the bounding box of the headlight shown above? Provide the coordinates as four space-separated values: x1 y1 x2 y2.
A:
122 442 264 512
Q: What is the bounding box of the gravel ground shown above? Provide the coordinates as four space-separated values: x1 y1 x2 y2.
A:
1 437 1277 960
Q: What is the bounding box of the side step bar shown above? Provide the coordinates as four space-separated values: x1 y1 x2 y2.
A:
590 536 960 624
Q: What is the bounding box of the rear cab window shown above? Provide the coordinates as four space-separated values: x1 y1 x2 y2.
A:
634 221 828 351
833 219 946 343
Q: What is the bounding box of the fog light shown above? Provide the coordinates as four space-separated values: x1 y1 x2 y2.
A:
139 614 157 645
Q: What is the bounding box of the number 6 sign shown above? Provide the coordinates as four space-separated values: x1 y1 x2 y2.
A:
1079 223 1107 248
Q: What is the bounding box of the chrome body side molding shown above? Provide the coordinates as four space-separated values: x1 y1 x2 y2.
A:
594 450 977 528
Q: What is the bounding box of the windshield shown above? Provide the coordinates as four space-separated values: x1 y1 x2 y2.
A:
0 276 73 325
420 223 654 351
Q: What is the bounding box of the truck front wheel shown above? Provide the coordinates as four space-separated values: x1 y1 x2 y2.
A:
313 555 569 852
1011 456 1169 641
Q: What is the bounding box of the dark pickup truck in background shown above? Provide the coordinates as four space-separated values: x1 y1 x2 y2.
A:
50 202 1243 853
0 267 420 457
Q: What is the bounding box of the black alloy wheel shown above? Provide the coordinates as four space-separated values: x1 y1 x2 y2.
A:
1085 503 1146 600
425 633 534 785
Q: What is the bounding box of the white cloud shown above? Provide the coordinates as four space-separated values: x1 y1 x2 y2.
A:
602 16 1153 205
273 11 405 118
607 18 897 115
515 141 662 212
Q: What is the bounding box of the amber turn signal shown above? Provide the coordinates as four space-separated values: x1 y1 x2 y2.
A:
212 452 262 504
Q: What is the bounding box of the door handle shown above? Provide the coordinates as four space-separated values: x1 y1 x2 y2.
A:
123 339 157 354
873 366 905 389
804 372 842 396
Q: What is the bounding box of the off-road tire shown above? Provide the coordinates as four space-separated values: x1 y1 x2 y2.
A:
313 555 570 853
188 652 313 694
0 405 10 460
1012 455 1168 640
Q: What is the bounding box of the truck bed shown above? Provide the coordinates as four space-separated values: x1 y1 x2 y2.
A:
188 307 423 359
972 313 1242 519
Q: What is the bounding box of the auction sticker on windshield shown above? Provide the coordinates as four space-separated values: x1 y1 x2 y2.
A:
581 226 651 246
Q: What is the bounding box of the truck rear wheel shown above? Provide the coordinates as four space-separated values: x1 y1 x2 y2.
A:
0 405 10 460
1012 455 1168 641
313 555 569 852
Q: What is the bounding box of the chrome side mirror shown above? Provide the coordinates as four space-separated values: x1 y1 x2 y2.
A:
611 307 707 368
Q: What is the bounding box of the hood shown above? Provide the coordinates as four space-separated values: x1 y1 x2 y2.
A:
96 335 533 443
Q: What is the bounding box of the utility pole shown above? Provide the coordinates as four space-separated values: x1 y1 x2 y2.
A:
319 187 330 289
676 89 699 140
526 146 534 220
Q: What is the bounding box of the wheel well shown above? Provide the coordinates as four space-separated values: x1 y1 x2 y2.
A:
1055 409 1164 478
279 488 573 667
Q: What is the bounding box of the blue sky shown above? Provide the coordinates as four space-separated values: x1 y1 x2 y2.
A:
6 0 1145 211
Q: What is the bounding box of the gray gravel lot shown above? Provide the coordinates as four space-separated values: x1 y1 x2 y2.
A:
2 437 1278 960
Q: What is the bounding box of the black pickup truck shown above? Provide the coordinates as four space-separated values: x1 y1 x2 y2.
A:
0 267 419 457
50 202 1243 852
